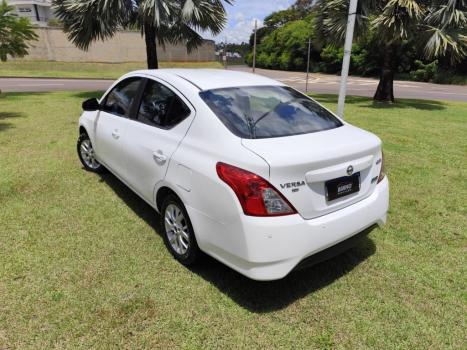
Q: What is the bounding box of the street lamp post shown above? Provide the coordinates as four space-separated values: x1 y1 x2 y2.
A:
305 37 311 93
252 19 257 73
337 0 358 118
224 36 228 69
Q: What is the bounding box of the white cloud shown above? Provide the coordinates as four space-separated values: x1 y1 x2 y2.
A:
233 11 245 22
222 18 264 44
201 0 295 43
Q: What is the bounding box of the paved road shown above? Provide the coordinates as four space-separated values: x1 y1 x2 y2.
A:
230 66 467 102
0 77 112 93
1 68 466 101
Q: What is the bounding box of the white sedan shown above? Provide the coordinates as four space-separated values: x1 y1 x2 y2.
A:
77 69 389 280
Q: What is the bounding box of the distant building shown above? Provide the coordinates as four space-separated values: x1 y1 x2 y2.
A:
215 51 242 58
7 0 56 26
228 52 242 58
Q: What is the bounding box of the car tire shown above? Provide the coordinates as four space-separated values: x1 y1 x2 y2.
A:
161 194 200 266
77 133 106 173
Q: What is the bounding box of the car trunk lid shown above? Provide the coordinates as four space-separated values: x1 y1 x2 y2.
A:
241 124 383 219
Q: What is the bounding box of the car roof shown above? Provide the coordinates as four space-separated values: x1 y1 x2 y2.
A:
131 69 284 91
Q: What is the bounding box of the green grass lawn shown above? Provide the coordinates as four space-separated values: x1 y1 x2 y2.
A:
0 91 466 349
0 61 223 79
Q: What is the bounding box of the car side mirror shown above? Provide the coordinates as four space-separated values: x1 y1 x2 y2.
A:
82 98 100 111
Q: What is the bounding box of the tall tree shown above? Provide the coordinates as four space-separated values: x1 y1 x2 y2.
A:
0 0 37 61
249 19 317 70
53 0 232 69
248 6 307 48
315 0 466 102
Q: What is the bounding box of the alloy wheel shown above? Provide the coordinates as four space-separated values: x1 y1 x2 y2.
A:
79 139 100 170
164 203 190 255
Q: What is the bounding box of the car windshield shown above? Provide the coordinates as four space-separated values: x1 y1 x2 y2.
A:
199 86 343 139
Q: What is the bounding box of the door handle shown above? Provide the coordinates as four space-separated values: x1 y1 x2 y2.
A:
153 151 167 164
111 130 120 139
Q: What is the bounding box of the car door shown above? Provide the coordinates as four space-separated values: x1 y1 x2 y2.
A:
124 78 195 204
95 77 143 180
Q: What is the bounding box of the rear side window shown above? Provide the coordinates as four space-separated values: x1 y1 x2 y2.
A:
137 80 191 128
101 78 141 117
199 86 342 139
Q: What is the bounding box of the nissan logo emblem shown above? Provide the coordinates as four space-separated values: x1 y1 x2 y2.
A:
347 165 354 176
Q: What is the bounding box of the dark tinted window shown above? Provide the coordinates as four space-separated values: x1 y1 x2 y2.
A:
102 78 141 117
137 80 190 128
200 86 343 139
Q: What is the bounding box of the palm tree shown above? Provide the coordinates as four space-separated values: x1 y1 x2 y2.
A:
52 0 232 69
0 0 37 62
315 0 466 102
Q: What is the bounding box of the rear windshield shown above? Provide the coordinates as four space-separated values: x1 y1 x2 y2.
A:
199 86 342 139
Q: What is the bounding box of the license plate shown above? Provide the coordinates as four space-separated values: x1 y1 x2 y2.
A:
325 173 360 201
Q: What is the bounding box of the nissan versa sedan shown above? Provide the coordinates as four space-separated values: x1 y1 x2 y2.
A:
77 69 389 280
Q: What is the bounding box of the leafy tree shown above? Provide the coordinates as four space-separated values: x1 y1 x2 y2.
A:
247 4 318 70
248 6 307 48
53 0 232 69
292 0 314 13
318 35 405 77
263 8 305 29
315 0 467 102
248 26 270 48
248 18 319 71
0 0 37 61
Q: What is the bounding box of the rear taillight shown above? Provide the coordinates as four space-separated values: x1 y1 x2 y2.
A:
377 151 386 183
216 162 297 216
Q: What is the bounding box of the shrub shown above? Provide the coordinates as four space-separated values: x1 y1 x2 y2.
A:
433 70 467 85
409 60 438 82
318 46 343 73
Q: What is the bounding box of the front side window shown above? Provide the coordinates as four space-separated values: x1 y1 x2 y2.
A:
199 86 343 139
137 80 191 128
101 78 141 117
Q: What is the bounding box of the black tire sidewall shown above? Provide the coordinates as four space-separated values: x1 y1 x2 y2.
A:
161 194 199 265
77 133 105 173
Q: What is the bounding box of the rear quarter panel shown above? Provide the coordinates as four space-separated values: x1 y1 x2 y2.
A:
163 100 270 258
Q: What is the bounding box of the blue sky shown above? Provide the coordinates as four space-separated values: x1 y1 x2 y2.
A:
203 0 295 44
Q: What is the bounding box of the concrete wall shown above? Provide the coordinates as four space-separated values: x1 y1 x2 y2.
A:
20 28 216 62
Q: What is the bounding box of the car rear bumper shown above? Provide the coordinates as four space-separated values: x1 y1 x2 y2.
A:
189 176 389 281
